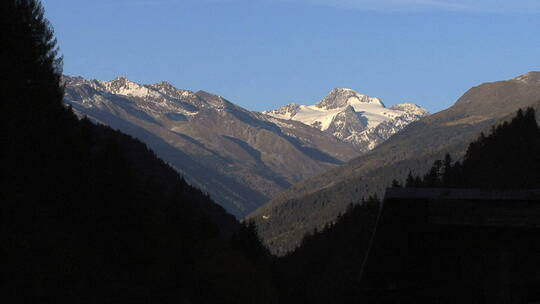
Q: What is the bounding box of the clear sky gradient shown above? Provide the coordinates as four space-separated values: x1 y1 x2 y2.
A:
42 0 540 112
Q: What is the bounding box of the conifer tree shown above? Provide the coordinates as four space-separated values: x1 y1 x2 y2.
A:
1 0 64 115
441 153 453 186
405 171 415 187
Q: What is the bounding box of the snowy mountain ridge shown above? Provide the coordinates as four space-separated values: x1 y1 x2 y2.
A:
65 76 238 117
264 88 429 151
67 76 428 153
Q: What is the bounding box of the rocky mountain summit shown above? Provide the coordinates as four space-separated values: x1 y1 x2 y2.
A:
264 88 428 151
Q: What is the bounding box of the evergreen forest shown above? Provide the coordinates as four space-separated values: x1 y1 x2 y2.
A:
2 1 539 303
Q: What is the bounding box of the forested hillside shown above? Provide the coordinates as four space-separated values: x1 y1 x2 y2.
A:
402 107 540 189
3 1 539 302
2 1 274 302
271 107 540 303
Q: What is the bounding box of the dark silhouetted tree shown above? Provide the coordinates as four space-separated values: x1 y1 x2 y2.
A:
405 171 415 187
231 220 269 262
406 108 540 189
441 153 453 186
2 2 278 303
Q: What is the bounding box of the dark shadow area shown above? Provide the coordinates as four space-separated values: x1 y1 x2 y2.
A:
169 98 199 112
3 2 277 303
165 112 187 121
271 108 540 303
283 134 344 164
223 135 263 161
354 110 370 126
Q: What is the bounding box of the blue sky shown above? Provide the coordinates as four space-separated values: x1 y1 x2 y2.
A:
42 0 539 112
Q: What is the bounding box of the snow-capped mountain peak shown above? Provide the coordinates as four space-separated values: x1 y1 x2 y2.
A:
264 88 429 152
316 88 384 110
63 75 429 153
63 76 263 124
98 77 158 98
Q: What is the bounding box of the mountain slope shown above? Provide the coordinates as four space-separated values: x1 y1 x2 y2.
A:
63 76 360 217
3 2 277 302
273 109 540 303
264 88 429 151
249 71 540 254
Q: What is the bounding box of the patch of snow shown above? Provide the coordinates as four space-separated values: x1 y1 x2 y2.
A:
263 88 429 150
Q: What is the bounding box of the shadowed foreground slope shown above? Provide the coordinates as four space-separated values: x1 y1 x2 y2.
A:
273 108 540 303
2 1 276 302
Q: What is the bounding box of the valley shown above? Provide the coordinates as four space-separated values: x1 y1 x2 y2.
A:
63 76 427 217
5 1 540 301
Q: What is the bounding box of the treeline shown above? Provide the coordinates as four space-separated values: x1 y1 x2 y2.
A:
2 1 275 303
396 107 540 189
269 107 540 303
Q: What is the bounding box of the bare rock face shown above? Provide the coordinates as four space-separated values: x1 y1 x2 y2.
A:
62 76 360 217
513 71 540 84
325 105 368 141
316 88 384 109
